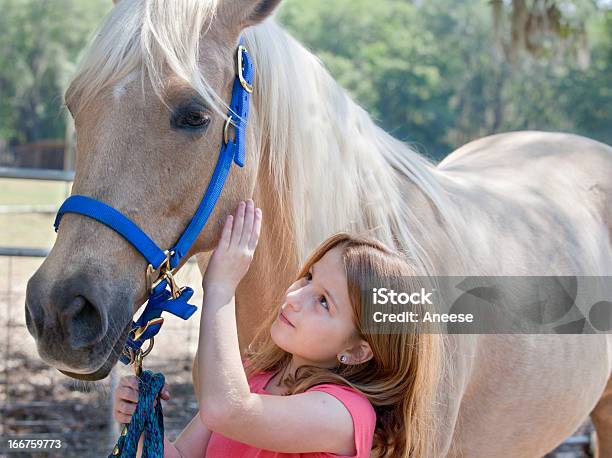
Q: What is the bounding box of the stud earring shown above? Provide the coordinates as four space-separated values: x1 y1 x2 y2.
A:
339 355 348 364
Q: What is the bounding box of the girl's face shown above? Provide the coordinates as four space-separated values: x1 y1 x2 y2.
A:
270 246 362 367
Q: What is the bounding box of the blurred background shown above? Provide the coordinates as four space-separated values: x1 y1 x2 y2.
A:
0 0 609 456
1 0 610 166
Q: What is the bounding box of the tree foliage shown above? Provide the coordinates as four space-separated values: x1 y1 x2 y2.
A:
0 0 110 145
0 0 609 160
278 0 611 158
491 0 597 65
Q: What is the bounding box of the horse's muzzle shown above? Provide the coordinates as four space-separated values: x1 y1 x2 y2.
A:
24 266 133 379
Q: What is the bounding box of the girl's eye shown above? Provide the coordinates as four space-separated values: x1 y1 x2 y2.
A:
306 271 329 310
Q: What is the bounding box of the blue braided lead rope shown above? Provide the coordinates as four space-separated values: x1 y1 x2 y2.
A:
109 370 166 458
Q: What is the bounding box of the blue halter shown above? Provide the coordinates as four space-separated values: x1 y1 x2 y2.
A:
53 39 254 366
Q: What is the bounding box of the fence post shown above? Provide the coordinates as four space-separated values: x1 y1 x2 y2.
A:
108 366 120 448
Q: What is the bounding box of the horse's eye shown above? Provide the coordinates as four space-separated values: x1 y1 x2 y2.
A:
179 111 210 128
173 107 211 131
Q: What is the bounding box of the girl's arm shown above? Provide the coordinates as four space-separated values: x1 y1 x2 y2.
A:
198 200 358 456
192 348 201 401
198 290 357 455
135 416 212 458
165 413 213 458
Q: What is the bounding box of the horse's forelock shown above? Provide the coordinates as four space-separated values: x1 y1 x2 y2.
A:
67 0 224 117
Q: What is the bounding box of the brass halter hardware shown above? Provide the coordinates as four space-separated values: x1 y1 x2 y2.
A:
222 45 253 145
122 338 155 377
145 250 184 299
237 45 253 93
223 115 234 145
133 317 165 342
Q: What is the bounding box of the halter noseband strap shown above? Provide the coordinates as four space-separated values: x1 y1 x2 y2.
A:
53 39 254 365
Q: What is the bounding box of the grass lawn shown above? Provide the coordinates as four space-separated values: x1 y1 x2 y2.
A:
0 179 72 247
0 213 58 248
0 179 71 206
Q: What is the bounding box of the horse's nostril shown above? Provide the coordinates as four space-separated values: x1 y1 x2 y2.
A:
62 296 108 350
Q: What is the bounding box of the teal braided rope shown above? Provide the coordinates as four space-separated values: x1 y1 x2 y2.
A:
109 370 165 458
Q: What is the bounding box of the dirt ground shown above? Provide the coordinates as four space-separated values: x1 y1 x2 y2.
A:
0 256 597 457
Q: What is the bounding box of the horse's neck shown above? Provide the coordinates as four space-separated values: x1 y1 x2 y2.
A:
253 113 457 277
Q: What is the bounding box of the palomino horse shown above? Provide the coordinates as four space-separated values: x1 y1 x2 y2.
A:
24 0 612 456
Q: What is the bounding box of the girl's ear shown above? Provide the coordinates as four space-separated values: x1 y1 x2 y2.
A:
347 340 374 365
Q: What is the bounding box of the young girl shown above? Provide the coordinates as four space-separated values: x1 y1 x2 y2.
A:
114 199 442 457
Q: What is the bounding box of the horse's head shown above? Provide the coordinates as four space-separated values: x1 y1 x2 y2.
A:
25 0 281 380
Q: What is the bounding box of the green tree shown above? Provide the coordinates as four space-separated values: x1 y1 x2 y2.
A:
0 0 110 144
0 0 608 159
491 0 597 65
278 0 611 158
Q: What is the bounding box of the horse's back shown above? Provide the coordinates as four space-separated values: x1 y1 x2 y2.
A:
438 131 612 174
436 130 612 276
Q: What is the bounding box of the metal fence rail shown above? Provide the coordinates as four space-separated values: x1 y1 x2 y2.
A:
0 167 74 182
0 247 50 258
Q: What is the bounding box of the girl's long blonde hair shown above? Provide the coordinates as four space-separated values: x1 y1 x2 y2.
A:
244 232 443 458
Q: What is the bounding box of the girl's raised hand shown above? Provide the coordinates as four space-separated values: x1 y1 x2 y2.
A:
202 199 262 297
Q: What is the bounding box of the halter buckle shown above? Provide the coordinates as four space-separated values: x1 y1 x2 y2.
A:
132 317 165 341
146 250 172 293
121 337 155 376
223 115 235 145
237 45 253 93
163 270 184 300
145 250 185 299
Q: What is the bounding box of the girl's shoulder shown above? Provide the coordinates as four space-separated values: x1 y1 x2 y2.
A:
306 383 377 457
306 383 376 420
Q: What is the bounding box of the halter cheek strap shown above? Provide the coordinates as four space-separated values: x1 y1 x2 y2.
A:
53 39 254 365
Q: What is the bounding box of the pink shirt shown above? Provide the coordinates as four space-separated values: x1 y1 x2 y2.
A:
205 369 376 457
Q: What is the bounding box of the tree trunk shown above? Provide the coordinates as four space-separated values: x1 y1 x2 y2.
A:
510 0 529 64
491 0 505 63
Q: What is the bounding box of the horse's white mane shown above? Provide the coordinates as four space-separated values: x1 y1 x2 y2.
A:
67 0 463 275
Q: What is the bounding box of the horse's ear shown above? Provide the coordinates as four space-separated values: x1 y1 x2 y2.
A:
243 0 283 26
217 0 283 35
